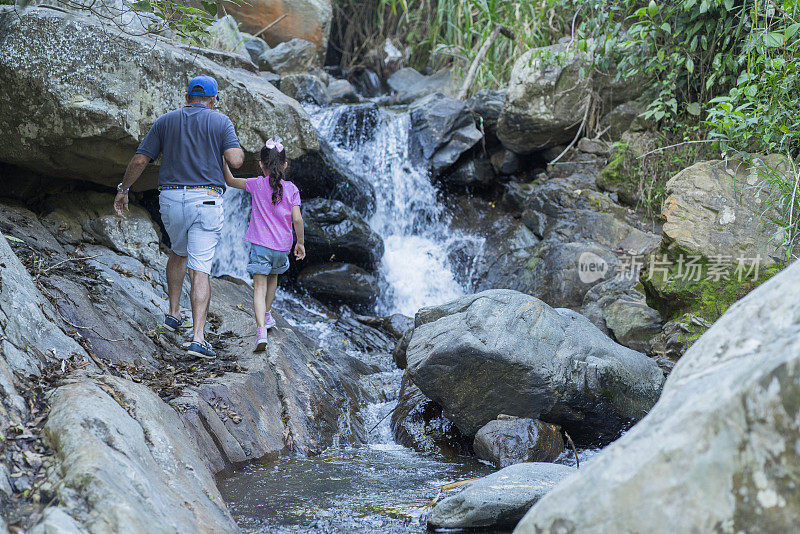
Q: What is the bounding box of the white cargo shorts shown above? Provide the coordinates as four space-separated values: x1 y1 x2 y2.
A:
159 188 223 274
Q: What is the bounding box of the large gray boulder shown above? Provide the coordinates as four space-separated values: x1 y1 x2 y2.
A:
43 375 238 533
516 258 800 534
409 93 482 176
0 7 318 190
302 198 384 270
407 290 664 442
497 43 591 153
660 154 791 266
429 462 575 531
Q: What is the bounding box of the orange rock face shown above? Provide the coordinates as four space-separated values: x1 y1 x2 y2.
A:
227 0 332 53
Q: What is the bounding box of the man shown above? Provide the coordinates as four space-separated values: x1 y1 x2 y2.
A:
114 75 244 359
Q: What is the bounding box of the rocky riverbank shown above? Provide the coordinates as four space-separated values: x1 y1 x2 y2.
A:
1 1 797 532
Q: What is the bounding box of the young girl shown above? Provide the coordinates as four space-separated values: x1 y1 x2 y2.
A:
223 138 306 351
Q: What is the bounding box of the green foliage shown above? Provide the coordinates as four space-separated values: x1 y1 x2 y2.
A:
122 0 234 42
745 154 800 259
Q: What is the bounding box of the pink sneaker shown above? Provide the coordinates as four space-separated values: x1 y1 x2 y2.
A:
264 311 277 329
254 326 268 352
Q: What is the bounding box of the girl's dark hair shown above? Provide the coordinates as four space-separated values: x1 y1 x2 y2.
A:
260 145 287 205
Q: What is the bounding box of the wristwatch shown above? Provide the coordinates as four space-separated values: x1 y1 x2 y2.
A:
117 183 130 194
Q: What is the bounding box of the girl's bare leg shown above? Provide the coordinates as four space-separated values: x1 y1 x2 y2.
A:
265 274 279 313
253 274 267 328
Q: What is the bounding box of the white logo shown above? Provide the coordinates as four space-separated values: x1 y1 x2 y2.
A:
577 252 608 284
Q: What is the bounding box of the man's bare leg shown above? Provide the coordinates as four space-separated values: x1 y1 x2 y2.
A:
189 268 211 343
166 252 187 318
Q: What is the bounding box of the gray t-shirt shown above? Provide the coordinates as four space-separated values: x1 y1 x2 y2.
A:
137 103 241 188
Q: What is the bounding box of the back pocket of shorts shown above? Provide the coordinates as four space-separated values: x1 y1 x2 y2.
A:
199 204 223 232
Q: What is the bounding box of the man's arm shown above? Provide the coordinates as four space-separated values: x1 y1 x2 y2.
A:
114 153 150 215
223 161 247 190
224 147 245 169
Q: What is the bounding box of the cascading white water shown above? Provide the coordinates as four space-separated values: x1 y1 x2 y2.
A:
214 103 483 317
310 105 483 316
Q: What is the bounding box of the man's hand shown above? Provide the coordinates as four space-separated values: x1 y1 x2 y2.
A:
294 242 306 261
114 192 129 216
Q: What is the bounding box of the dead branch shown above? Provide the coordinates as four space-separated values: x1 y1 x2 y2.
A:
456 24 514 100
254 14 288 39
564 431 579 468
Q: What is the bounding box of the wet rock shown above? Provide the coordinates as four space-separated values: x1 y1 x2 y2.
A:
280 73 330 106
347 67 383 98
297 263 378 308
497 43 591 153
491 149 521 176
322 102 380 149
44 375 239 533
407 289 664 443
0 7 318 190
327 79 360 104
473 417 564 468
387 67 425 93
42 192 162 268
661 155 791 266
227 0 332 53
392 327 413 370
242 34 270 64
352 313 413 340
257 38 320 75
428 462 575 531
0 234 86 375
466 89 507 135
441 157 496 188
390 373 471 458
288 137 376 215
394 69 455 104
516 259 800 534
409 93 482 176
302 198 384 270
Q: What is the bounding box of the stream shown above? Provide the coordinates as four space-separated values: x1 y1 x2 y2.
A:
212 101 595 532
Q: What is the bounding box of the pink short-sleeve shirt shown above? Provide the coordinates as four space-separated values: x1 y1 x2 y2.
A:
244 176 301 252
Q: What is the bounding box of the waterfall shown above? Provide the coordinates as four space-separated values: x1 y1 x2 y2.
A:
213 103 483 317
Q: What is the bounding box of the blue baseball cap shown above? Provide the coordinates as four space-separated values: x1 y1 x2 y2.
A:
187 75 219 99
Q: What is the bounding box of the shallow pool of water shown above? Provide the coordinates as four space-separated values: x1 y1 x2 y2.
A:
216 442 495 533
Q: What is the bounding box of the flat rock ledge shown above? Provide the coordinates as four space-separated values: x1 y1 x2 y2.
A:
429 462 575 530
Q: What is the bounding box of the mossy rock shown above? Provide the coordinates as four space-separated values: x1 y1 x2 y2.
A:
597 142 639 207
642 256 783 325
